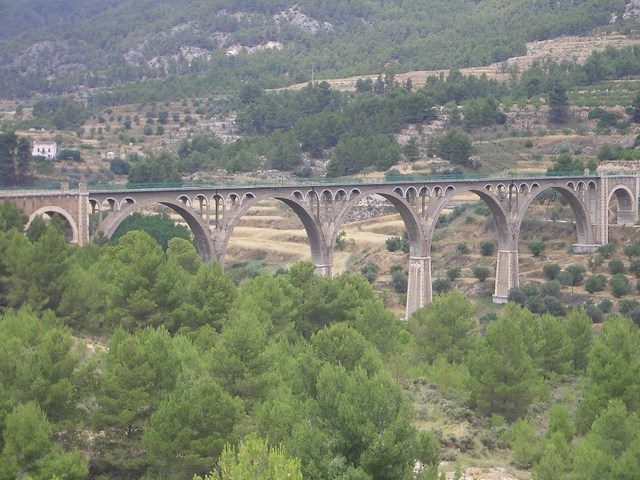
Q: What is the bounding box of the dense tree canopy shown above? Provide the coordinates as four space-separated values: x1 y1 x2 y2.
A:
0 208 638 479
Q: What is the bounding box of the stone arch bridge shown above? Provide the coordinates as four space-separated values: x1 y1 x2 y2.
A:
1 171 637 317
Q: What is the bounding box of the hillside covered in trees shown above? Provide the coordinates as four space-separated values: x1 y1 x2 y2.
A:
0 0 630 98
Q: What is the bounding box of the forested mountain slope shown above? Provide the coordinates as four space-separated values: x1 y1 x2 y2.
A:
0 0 629 98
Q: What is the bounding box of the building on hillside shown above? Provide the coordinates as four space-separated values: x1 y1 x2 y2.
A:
32 142 58 160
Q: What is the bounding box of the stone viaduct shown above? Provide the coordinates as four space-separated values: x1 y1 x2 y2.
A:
1 170 638 317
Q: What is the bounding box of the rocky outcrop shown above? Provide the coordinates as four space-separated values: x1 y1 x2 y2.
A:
624 0 640 20
273 6 334 34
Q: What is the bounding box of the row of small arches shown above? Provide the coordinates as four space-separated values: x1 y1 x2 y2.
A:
88 179 600 211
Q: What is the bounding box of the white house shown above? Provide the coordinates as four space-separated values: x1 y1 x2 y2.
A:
32 142 58 160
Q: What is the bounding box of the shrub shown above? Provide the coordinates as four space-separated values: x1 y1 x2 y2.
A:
432 278 452 294
584 274 607 294
599 298 613 313
610 273 631 298
479 240 495 257
386 236 403 252
527 240 546 257
521 283 539 298
560 264 586 290
585 304 603 323
540 280 562 298
526 296 545 314
543 296 565 316
109 158 130 175
624 241 640 258
619 299 640 315
472 266 491 282
608 258 625 275
360 262 379 283
474 202 492 216
542 263 561 280
58 149 82 162
456 243 470 255
597 243 616 258
391 267 408 293
507 288 527 306
447 267 461 281
629 259 640 277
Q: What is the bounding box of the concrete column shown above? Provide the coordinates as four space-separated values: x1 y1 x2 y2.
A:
314 263 332 277
77 183 89 246
493 249 518 303
406 255 432 319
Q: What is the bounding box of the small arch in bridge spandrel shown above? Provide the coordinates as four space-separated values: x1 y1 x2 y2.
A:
566 181 576 191
122 197 135 207
484 184 494 193
103 197 119 211
496 184 507 195
433 186 443 197
349 188 362 200
307 190 319 202
211 194 225 206
588 181 597 191
291 190 304 201
576 181 586 192
334 189 348 202
418 186 430 197
177 195 191 207
393 187 404 197
89 199 100 214
27 207 79 244
518 183 529 194
195 194 208 207
320 190 333 202
227 193 240 207
242 192 256 203
445 185 455 195
405 187 418 201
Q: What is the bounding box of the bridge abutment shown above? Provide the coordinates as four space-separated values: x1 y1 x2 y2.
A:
572 243 600 254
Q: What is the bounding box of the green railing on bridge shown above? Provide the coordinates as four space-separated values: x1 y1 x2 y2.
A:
0 170 623 196
86 170 604 192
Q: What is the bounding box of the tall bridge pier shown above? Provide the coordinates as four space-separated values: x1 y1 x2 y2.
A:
1 171 637 318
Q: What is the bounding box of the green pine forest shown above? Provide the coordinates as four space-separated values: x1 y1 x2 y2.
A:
0 0 630 98
2 200 640 480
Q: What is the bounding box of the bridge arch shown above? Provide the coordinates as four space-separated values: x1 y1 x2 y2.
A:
98 199 214 262
27 206 80 243
607 184 636 225
516 185 594 246
426 186 512 249
211 193 332 275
